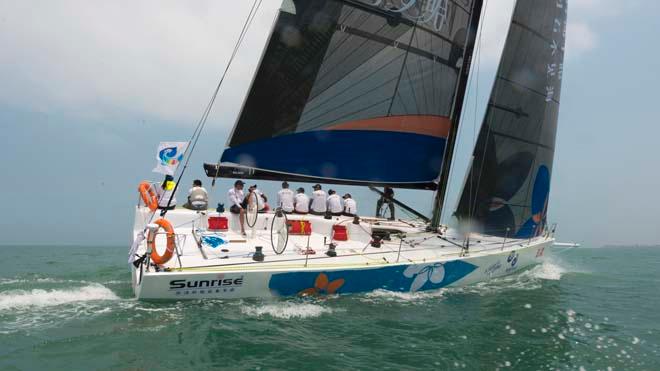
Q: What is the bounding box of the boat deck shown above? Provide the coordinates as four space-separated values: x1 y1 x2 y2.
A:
132 207 537 273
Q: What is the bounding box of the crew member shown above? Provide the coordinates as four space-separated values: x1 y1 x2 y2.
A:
228 180 246 235
294 187 309 214
248 184 269 213
376 186 395 220
183 179 208 210
156 175 177 210
309 184 327 215
342 193 357 217
326 189 343 216
277 181 295 213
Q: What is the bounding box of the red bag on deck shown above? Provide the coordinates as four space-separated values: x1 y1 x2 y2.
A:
332 225 348 241
208 216 228 231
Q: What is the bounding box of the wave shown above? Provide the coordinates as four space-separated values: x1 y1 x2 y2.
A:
523 260 566 281
0 277 90 285
361 288 447 303
240 302 335 319
0 283 119 311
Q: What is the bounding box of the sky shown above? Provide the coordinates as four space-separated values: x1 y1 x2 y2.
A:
1 0 658 247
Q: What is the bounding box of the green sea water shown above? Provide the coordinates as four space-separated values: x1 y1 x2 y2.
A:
0 245 658 370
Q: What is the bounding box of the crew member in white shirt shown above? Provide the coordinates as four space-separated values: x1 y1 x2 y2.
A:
342 193 357 217
326 189 343 216
277 181 295 213
294 187 310 214
248 185 268 212
309 184 327 215
183 179 208 210
227 180 246 235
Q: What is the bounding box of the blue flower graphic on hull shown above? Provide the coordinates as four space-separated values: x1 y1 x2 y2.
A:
268 260 478 296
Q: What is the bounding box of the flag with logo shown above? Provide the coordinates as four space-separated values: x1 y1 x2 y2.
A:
152 141 189 176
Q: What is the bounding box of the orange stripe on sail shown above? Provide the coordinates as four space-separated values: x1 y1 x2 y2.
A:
324 115 451 138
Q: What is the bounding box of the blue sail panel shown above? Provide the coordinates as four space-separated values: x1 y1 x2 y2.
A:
221 129 446 184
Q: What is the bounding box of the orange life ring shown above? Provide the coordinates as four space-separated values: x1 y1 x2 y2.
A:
138 181 158 211
147 218 176 265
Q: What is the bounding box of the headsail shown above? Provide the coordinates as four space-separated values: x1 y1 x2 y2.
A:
207 0 482 190
455 0 568 238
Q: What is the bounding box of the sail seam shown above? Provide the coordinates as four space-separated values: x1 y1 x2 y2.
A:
496 76 561 104
489 130 554 150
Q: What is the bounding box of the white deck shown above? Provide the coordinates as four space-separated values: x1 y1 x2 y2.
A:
132 207 544 273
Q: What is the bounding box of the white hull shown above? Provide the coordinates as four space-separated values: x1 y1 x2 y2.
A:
130 207 552 300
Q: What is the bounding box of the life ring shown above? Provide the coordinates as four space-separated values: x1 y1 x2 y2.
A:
147 218 176 265
138 181 158 211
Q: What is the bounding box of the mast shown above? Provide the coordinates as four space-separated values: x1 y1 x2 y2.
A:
430 0 484 229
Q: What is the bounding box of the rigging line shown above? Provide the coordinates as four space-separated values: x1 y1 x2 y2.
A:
437 0 486 226
243 12 381 136
295 74 400 127
310 7 366 77
297 52 406 125
403 61 421 114
441 0 488 224
276 15 391 113
248 8 370 121
195 1 263 190
310 96 392 129
395 89 410 115
176 0 261 189
468 0 494 223
412 31 431 114
386 23 418 116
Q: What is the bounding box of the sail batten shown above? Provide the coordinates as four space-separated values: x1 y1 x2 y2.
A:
214 0 481 189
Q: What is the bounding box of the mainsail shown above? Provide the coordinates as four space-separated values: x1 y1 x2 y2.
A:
206 0 482 190
455 0 568 238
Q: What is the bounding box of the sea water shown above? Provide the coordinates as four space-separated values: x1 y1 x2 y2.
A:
0 245 658 370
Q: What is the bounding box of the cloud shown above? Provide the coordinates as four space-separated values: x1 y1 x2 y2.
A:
565 21 597 57
0 0 281 125
473 0 619 66
0 0 619 126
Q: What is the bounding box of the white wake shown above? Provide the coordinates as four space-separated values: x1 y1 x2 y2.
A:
0 283 119 311
240 302 335 319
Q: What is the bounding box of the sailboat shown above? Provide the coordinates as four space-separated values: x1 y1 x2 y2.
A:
130 0 570 300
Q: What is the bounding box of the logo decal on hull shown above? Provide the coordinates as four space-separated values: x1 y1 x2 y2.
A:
485 261 503 277
507 251 519 267
268 261 477 296
536 247 545 258
505 251 520 273
403 263 445 292
169 276 244 296
298 273 345 296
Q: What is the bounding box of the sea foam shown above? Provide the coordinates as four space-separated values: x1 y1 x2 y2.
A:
0 283 119 311
527 261 566 280
240 302 334 319
362 288 447 303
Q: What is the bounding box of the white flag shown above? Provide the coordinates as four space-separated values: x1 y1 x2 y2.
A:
152 141 189 176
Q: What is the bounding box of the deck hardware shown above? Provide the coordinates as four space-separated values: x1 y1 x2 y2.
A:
252 246 264 262
326 243 337 257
